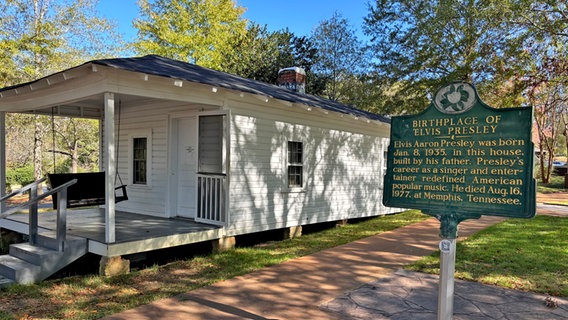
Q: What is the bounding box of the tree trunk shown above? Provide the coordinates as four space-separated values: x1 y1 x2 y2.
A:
71 142 79 173
538 139 549 184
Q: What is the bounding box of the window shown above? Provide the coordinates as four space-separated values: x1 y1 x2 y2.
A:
132 137 147 184
129 129 152 186
198 115 226 174
287 141 303 188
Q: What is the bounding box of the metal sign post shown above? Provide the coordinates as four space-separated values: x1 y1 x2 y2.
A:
434 214 464 320
438 238 456 320
382 82 537 319
434 212 466 320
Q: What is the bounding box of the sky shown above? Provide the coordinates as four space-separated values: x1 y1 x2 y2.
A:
96 0 372 42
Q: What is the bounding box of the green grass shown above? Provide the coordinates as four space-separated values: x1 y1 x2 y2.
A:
407 215 568 297
0 210 428 320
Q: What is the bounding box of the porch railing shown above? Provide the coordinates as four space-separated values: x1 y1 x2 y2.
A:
197 173 226 225
0 178 77 251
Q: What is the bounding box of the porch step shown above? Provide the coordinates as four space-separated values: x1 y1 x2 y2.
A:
0 275 14 288
0 255 41 284
10 243 63 266
0 233 87 286
35 232 86 251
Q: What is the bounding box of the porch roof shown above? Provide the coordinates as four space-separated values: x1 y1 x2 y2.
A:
0 55 390 124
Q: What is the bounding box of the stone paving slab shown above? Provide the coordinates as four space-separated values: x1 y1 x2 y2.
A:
321 269 568 320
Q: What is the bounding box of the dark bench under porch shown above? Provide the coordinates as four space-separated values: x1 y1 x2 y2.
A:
47 172 127 209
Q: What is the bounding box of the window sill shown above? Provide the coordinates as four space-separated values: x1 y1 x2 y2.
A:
282 187 306 194
128 184 152 190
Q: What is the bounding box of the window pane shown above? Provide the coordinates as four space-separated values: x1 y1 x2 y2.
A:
288 166 303 187
288 141 302 164
199 115 224 173
133 137 147 184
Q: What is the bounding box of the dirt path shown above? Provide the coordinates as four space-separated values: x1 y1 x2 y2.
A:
537 192 568 204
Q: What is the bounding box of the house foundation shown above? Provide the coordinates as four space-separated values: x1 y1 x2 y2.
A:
283 225 302 239
335 219 349 227
212 236 236 252
99 256 130 276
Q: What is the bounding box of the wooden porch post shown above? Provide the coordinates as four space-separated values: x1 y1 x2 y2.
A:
104 93 116 243
0 112 6 212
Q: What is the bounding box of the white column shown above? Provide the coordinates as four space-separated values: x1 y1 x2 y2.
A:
104 93 116 243
0 112 6 212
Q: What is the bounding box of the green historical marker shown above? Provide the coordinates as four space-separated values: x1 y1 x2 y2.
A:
382 83 536 320
383 82 536 237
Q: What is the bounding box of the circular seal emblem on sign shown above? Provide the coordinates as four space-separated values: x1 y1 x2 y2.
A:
434 83 477 114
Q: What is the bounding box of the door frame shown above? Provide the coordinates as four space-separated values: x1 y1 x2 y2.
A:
166 111 199 218
166 110 231 220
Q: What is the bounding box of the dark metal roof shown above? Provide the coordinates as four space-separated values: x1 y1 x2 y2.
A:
3 55 390 123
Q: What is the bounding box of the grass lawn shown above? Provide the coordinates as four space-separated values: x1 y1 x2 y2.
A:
0 210 428 320
407 215 568 297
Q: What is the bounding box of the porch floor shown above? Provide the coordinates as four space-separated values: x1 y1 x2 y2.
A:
2 208 223 255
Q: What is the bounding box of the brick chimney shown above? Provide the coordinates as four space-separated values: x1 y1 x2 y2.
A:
277 67 306 94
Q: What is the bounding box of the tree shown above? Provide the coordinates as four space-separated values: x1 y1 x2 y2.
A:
222 24 291 83
363 0 527 114
134 0 248 70
290 35 326 96
511 1 568 184
512 0 567 40
310 12 368 102
0 0 121 180
220 26 326 95
0 0 123 86
529 74 566 183
50 117 100 173
5 114 34 167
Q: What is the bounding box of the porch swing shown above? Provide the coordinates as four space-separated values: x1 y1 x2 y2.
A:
47 103 128 209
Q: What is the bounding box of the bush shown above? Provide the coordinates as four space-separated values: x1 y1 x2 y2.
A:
6 165 35 188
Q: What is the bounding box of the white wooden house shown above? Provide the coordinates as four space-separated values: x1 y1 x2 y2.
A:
0 55 399 284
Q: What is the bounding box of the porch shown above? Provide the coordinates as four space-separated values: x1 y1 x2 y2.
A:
1 209 224 257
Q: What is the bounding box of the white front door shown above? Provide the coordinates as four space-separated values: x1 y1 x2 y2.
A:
174 116 197 218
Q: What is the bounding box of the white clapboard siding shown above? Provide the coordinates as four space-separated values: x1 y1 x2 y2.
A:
101 86 396 231
223 98 394 236
113 100 202 216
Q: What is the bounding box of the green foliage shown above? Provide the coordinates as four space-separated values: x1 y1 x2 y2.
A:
134 0 248 70
6 114 100 177
310 12 369 102
363 0 529 114
52 117 100 173
0 0 124 86
220 25 326 95
221 24 292 84
6 165 34 188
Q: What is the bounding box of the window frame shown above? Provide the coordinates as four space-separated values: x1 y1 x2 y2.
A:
198 114 227 174
286 140 304 191
128 129 152 188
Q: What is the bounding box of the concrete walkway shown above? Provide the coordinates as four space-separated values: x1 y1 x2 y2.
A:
104 205 568 320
